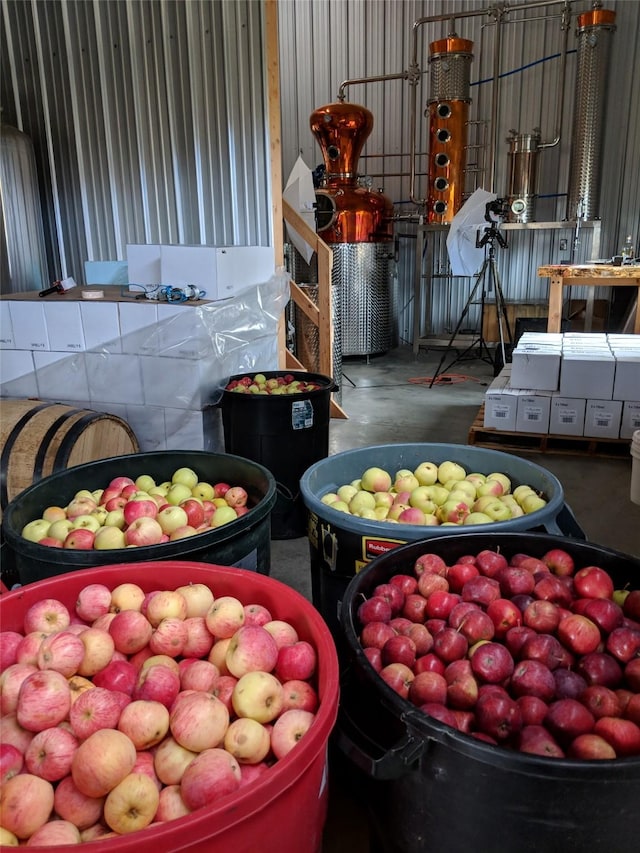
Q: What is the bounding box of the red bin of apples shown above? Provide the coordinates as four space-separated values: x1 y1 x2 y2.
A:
337 532 640 853
0 560 339 851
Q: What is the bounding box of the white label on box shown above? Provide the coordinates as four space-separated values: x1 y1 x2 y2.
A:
557 408 578 425
521 405 544 423
592 409 615 429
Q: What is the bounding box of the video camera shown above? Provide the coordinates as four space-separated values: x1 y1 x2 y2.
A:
477 197 509 251
484 197 510 224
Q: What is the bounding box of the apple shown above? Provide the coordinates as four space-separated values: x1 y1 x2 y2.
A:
69 686 124 739
69 513 102 532
157 505 189 534
568 733 617 760
211 505 239 527
437 460 466 484
76 627 115 677
180 748 241 811
134 663 181 709
24 598 70 634
510 659 556 702
153 736 198 786
576 651 623 688
557 613 601 655
470 641 514 684
172 466 199 489
118 699 170 750
36 630 85 677
169 691 229 752
53 775 105 830
145 590 188 627
206 596 245 639
71 728 137 797
380 635 417 669
0 743 23 784
232 671 284 723
0 773 55 840
523 600 561 633
124 516 163 547
274 640 317 682
281 679 319 713
16 670 71 732
444 659 479 710
25 726 78 782
110 582 146 613
433 627 469 663
226 625 279 678
243 603 273 628
270 709 315 760
75 583 112 621
573 565 615 600
179 659 219 693
408 671 448 706
518 725 564 758
155 784 191 821
223 717 271 764
553 667 588 700
457 609 496 644
1 663 38 715
461 576 501 607
109 609 153 655
475 691 522 742
544 698 595 745
593 716 640 757
0 632 24 672
606 626 640 663
63 527 96 549
92 659 137 695
175 583 215 618
516 695 549 726
180 617 215 659
65 496 98 519
103 772 160 834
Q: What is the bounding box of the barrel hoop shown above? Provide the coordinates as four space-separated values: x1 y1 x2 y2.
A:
33 408 86 482
53 411 103 471
0 402 55 510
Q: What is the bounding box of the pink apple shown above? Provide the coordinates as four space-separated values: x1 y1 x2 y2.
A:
178 659 220 693
0 632 23 672
133 663 181 709
75 583 112 621
212 674 238 711
65 496 98 519
124 516 163 547
179 498 205 528
153 737 198 786
181 617 215 658
25 726 78 781
169 692 230 752
155 783 191 821
270 709 315 759
263 619 299 649
105 495 127 511
0 712 35 754
225 625 279 678
123 498 158 526
27 819 82 846
145 590 188 626
63 527 96 549
76 627 115 677
109 610 153 655
0 773 55 840
15 631 46 667
92 659 137 695
1 663 38 715
0 743 23 784
180 748 241 811
69 686 124 739
16 670 71 732
205 596 245 639
23 598 70 634
36 630 85 677
71 728 137 798
243 603 273 627
224 486 248 508
149 618 189 658
54 775 105 830
281 679 319 713
117 699 170 750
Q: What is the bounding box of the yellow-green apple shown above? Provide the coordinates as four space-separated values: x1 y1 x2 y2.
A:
476 479 505 498
478 498 512 521
157 505 189 534
414 461 439 486
145 590 188 627
149 618 188 657
223 717 271 764
93 525 126 550
270 709 315 759
124 517 163 547
513 484 536 504
0 773 55 840
348 491 376 514
37 631 85 677
350 478 362 489
20 518 51 543
409 487 437 514
169 692 229 752
192 481 214 501
423 485 450 506
110 582 145 613
166 483 193 506
24 598 70 634
374 505 391 520
69 515 101 535
206 596 245 639
69 686 125 739
24 727 78 782
360 467 392 493
448 479 477 501
263 620 299 649
17 670 71 732
77 627 115 676
374 491 395 508
337 484 358 504
232 671 284 723
102 508 125 530
487 472 512 494
180 748 241 811
45 519 74 542
135 474 156 492
225 625 279 678
465 472 487 488
327 500 350 513
90 506 109 525
117 700 170 750
463 511 494 525
71 729 136 798
320 492 340 505
446 490 474 509
42 506 66 522
437 460 466 484
153 736 197 786
103 772 159 834
172 467 199 488
436 500 469 524
53 775 105 830
395 473 420 493
521 493 547 514
211 505 239 527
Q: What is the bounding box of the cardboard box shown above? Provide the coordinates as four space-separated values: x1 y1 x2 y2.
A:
8 301 50 351
584 399 623 439
33 351 90 402
156 303 209 359
126 244 162 288
80 301 122 352
42 302 86 352
118 302 159 354
483 370 518 431
0 350 37 397
0 302 15 349
613 355 640 401
85 353 144 405
139 354 219 410
549 395 587 437
159 245 275 301
515 391 552 433
559 352 616 400
510 347 561 391
620 402 640 440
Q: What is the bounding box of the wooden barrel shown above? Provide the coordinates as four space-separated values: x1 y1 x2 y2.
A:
0 400 139 514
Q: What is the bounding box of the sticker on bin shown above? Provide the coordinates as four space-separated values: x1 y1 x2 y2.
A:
291 399 314 430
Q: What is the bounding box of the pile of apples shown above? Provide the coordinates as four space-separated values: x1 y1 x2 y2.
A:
225 373 322 395
0 579 320 845
321 460 548 526
20 467 253 551
355 545 640 760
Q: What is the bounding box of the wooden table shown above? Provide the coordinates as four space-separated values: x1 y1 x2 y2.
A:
538 264 640 334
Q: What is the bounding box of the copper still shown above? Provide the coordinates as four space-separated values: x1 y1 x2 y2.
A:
309 101 395 357
427 37 474 224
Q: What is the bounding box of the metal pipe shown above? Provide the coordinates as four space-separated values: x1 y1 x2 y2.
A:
538 1 571 150
337 71 409 103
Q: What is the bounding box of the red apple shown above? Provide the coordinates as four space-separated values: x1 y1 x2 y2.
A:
408 671 448 706
360 621 396 650
518 725 564 757
379 663 415 699
516 695 549 726
486 598 522 637
573 565 615 600
568 733 617 760
414 653 446 676
475 691 522 742
580 684 623 719
414 553 447 577
553 668 588 700
542 548 575 577
606 626 640 663
373 583 405 616
444 659 479 710
433 627 469 663
381 635 417 669
425 590 461 620
557 614 601 655
593 716 640 757
461 576 501 607
417 572 449 598
576 652 623 688
583 598 624 635
390 574 418 596
475 550 509 578
446 562 479 593
544 698 595 745
357 596 392 625
510 660 556 702
470 641 514 684
496 567 535 598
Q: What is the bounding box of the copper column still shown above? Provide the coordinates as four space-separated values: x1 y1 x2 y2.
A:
310 101 395 357
427 36 474 224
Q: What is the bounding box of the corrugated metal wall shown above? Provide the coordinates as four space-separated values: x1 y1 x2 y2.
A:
1 0 271 288
278 0 640 341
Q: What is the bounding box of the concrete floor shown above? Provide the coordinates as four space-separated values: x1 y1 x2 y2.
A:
268 344 640 853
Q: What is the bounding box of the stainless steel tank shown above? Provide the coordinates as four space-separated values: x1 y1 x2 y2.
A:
0 123 50 294
310 101 395 357
506 129 541 223
567 8 616 221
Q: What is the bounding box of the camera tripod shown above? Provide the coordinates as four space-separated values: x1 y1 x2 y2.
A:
429 224 513 387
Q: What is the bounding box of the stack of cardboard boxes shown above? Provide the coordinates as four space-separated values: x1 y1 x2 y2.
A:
484 333 640 440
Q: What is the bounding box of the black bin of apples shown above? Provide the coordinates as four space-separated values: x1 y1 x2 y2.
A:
337 532 640 853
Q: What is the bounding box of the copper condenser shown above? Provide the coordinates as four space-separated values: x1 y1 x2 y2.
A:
310 101 395 357
427 36 474 224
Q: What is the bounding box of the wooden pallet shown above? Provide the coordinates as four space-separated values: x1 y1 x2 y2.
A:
468 404 631 458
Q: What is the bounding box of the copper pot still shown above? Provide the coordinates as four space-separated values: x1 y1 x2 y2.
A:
427 36 474 224
309 101 393 244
